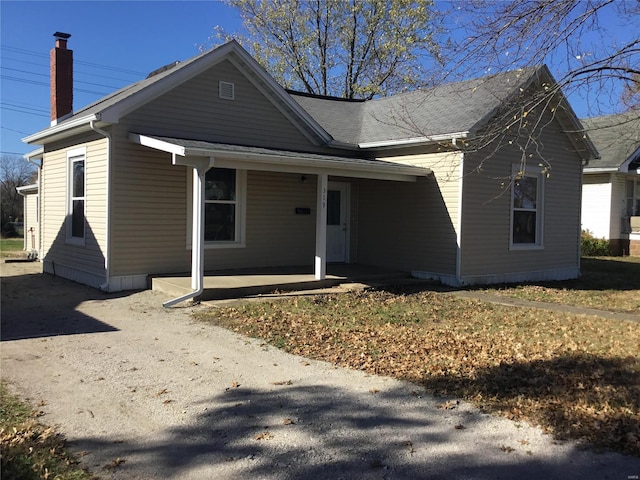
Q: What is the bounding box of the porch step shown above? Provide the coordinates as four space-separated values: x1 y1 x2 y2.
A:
151 265 414 301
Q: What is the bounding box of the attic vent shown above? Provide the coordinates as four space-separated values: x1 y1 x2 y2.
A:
219 81 235 100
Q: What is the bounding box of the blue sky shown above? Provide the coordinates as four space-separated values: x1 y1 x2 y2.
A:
1 1 243 156
1 1 637 157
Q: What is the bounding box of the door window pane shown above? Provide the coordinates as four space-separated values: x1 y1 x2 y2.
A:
327 190 341 226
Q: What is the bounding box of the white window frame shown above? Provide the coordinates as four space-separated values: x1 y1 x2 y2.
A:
186 168 246 249
510 165 544 250
66 147 86 246
624 179 640 216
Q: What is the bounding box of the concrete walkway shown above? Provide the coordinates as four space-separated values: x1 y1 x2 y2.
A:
447 290 640 323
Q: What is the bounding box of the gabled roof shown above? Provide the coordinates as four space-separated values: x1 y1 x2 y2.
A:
291 67 541 147
24 40 594 160
24 40 332 146
581 112 640 172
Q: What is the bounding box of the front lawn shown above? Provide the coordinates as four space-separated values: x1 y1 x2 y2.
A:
197 271 640 456
0 383 95 480
0 238 24 258
480 256 640 313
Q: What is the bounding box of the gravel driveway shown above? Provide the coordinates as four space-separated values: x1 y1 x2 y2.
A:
2 262 639 480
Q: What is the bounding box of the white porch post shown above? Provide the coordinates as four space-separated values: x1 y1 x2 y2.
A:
191 166 206 290
315 173 328 280
163 156 214 307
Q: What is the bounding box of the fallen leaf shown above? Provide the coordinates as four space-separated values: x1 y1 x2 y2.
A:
271 380 293 386
103 457 126 470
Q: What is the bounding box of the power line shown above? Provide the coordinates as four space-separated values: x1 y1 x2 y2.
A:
1 45 147 76
0 75 111 96
2 66 122 90
1 54 143 84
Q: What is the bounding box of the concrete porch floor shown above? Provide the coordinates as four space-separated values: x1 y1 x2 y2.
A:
151 264 413 301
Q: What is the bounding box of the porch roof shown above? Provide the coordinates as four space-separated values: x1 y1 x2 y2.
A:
129 133 432 182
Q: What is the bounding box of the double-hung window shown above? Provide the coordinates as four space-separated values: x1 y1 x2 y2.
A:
67 148 86 244
195 167 245 246
511 166 544 248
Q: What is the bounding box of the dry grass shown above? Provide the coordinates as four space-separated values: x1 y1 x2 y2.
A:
480 256 640 313
197 286 640 456
0 383 95 480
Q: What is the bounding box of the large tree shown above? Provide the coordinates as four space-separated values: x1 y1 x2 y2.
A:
214 0 441 99
444 0 639 114
1 155 36 233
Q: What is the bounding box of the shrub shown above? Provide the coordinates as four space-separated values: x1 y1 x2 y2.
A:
581 230 612 256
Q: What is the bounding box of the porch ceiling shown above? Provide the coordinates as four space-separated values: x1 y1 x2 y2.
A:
129 133 431 182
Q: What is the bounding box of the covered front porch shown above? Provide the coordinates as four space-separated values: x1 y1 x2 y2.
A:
130 134 432 306
151 264 413 301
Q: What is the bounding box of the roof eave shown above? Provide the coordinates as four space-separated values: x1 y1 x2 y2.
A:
358 132 469 150
583 167 619 173
22 114 101 145
130 133 431 181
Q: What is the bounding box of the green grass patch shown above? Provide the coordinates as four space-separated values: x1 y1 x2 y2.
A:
0 238 24 258
480 256 640 313
1 383 96 480
197 273 640 456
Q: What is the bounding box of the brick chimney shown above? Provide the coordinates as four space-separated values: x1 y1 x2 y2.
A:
50 32 73 124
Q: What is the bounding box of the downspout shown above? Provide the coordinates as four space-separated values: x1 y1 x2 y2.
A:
455 151 464 286
163 157 214 307
90 121 112 291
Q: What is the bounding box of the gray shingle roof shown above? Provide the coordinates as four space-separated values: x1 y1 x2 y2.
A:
290 67 541 145
581 112 640 170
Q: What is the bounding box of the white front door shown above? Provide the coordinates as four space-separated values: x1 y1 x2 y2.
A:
326 182 349 262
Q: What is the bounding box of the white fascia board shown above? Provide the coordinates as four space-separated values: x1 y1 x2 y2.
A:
227 52 333 146
131 134 429 180
583 167 620 173
16 184 38 195
129 133 186 156
213 158 420 182
23 148 44 160
181 145 431 178
22 114 99 144
358 132 468 149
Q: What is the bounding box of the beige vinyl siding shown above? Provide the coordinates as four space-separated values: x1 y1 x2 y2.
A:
121 59 331 154
109 135 189 276
459 117 583 277
109 134 317 276
610 174 628 239
23 193 39 252
355 152 461 274
41 136 108 278
204 171 316 270
581 174 613 239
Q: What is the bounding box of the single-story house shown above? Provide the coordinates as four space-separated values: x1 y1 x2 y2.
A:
580 112 640 255
23 34 596 304
15 181 40 256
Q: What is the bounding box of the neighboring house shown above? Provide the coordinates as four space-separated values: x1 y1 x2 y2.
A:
581 112 640 255
15 182 40 255
23 34 596 299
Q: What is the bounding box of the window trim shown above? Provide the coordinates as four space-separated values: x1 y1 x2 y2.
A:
66 147 86 246
509 165 544 250
186 168 246 249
